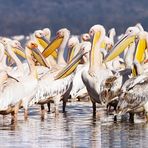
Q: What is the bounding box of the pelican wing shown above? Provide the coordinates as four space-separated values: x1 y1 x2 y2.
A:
29 74 74 105
0 76 37 110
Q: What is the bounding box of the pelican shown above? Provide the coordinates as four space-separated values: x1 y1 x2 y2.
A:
81 24 113 116
29 42 91 118
101 27 139 110
105 28 116 51
68 35 90 101
113 32 148 122
116 63 148 122
103 28 148 121
2 40 51 119
36 28 70 113
0 41 38 124
67 36 80 63
35 28 71 113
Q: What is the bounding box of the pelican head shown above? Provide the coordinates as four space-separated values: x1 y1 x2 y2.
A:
68 36 79 49
81 33 90 42
35 30 45 39
43 28 51 39
125 26 140 35
56 28 70 38
1 37 12 45
103 26 140 63
42 28 69 58
67 36 79 63
89 24 106 51
27 41 49 67
80 41 91 55
108 28 116 37
10 40 26 58
89 24 105 37
27 41 38 50
55 41 91 79
104 36 114 50
11 40 23 50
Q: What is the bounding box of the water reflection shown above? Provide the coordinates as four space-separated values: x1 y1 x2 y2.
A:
0 102 147 147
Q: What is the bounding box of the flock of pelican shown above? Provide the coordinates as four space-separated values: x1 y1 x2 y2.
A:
0 23 148 124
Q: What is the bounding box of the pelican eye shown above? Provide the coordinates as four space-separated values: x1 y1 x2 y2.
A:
90 30 93 34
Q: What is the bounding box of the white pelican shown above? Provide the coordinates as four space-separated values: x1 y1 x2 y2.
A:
35 28 71 113
116 64 148 122
81 24 113 116
68 34 90 101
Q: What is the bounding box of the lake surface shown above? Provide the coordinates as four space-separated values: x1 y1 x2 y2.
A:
0 101 147 148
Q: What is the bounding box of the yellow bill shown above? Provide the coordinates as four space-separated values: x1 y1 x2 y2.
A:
31 49 49 67
37 37 48 48
132 67 137 77
91 31 101 65
13 48 26 59
104 34 136 63
42 36 63 58
4 50 10 57
100 41 106 49
54 52 82 80
67 46 76 63
55 41 91 79
36 36 58 58
134 38 147 63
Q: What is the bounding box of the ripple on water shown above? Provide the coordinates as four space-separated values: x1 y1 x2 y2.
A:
0 102 147 147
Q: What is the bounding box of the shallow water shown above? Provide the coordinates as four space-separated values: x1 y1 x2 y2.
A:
0 102 147 148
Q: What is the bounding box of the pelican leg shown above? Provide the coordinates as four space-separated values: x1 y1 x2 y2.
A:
114 115 117 122
90 98 96 116
11 103 20 125
62 100 67 113
93 102 96 116
41 105 45 121
11 111 15 125
113 102 118 122
47 102 51 113
107 104 111 113
129 112 134 123
24 109 28 121
77 97 81 102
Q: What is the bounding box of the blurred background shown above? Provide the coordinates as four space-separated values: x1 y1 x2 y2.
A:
0 0 147 36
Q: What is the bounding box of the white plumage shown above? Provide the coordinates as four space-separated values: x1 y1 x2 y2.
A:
70 64 88 99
